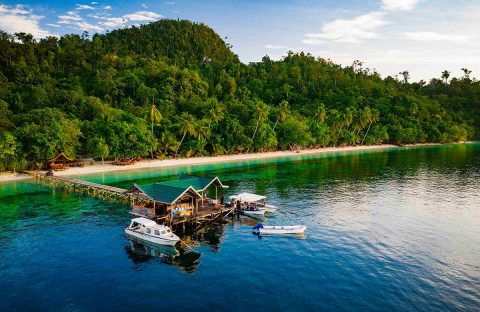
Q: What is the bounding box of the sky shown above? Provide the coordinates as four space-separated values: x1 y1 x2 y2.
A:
0 0 479 81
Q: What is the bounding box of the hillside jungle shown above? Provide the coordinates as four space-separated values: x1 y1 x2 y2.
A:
0 19 479 170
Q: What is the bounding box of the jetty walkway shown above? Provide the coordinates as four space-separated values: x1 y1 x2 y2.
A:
31 172 149 203
30 172 235 231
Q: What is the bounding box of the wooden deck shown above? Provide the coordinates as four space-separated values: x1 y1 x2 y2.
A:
31 171 235 232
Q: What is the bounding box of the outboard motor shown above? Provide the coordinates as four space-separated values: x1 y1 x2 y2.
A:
252 223 264 231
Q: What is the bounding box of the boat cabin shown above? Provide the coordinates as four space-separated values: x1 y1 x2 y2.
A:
128 217 172 235
230 192 266 207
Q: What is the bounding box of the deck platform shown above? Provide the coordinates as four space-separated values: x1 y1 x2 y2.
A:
31 171 235 232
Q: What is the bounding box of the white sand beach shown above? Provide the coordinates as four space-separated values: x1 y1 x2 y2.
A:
0 144 400 182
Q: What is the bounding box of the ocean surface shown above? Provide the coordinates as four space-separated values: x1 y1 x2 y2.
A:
0 143 479 311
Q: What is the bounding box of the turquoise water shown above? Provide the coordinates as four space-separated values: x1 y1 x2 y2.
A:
1 144 479 311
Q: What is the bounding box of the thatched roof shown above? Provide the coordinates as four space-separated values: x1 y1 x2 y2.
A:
49 152 72 163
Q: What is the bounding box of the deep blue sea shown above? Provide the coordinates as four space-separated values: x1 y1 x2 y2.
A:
1 143 479 311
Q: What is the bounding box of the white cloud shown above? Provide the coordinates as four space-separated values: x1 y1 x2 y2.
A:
103 5 112 10
57 9 107 32
46 23 61 27
76 4 95 10
75 21 103 32
382 0 420 12
302 0 422 46
0 4 30 15
265 44 287 50
102 17 127 28
165 2 175 5
304 11 387 44
141 3 148 8
58 11 83 23
0 4 54 38
402 31 470 43
123 11 162 21
91 2 98 4
302 38 325 45
58 16 82 22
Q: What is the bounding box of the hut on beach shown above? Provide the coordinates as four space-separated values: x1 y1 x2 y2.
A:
49 152 73 170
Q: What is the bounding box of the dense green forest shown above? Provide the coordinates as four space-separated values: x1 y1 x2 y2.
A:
0 19 478 171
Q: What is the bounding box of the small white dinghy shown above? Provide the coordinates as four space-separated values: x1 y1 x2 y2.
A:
125 217 180 246
252 223 307 235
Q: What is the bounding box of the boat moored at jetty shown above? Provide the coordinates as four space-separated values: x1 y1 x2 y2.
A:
252 223 307 235
125 217 180 246
230 192 277 215
239 206 267 218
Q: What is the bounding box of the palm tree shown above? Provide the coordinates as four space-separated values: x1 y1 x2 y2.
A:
313 103 327 124
340 108 354 130
361 109 380 145
196 119 211 141
174 112 197 158
251 101 270 143
208 100 225 129
441 70 450 84
158 132 178 157
399 70 410 83
355 106 371 136
145 98 162 158
461 68 472 80
273 100 289 131
192 119 211 156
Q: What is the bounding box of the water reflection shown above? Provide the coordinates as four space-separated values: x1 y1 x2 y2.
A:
124 222 232 272
125 238 201 273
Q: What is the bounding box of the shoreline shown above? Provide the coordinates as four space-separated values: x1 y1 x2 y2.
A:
0 142 472 183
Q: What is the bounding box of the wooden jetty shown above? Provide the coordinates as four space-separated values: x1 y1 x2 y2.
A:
31 172 235 232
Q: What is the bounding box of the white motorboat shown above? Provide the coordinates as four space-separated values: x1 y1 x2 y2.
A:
252 223 307 235
263 203 277 214
125 217 180 246
230 193 277 214
241 207 266 218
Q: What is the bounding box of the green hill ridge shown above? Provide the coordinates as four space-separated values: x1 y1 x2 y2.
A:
0 19 478 170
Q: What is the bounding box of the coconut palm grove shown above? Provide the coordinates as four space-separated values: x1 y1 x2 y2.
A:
0 19 479 170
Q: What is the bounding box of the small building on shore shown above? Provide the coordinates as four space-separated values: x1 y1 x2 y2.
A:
49 152 73 170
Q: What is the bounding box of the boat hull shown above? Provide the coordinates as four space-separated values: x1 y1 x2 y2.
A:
125 229 179 246
255 225 307 235
261 207 277 214
241 210 266 218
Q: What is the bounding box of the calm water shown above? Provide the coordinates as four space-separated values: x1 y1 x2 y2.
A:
1 144 479 311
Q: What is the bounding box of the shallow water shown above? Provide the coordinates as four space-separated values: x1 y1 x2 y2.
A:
1 143 479 311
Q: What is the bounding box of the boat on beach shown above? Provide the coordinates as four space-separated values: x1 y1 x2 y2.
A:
125 217 180 246
252 223 307 235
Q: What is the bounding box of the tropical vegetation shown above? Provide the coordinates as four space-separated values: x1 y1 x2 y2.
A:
0 20 478 170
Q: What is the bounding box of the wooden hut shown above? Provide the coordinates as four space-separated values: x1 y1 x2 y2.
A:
163 175 228 203
127 175 229 225
128 183 202 224
49 152 73 170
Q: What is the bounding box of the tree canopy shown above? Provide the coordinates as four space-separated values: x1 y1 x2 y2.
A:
0 20 478 170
